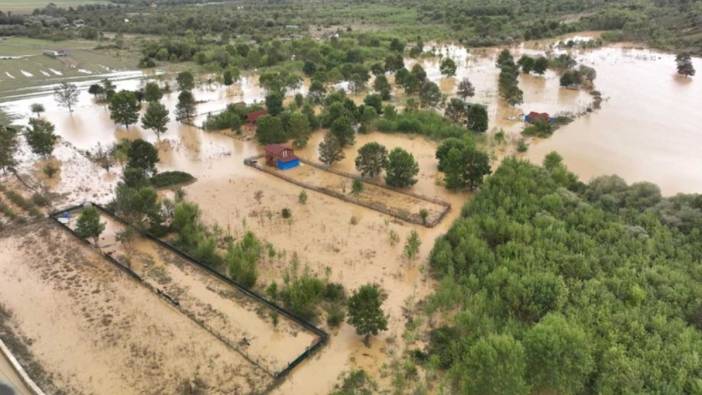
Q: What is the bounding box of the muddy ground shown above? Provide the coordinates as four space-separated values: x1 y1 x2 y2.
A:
0 222 272 395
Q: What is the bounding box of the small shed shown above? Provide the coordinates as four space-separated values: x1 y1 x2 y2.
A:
525 111 552 124
264 144 300 170
246 110 267 125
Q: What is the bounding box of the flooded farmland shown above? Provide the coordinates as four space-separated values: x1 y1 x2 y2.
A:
1 32 701 394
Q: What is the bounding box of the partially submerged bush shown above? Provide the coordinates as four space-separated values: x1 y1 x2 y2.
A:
150 171 195 188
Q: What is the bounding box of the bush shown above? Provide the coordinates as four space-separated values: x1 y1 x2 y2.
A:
150 171 195 188
375 110 469 139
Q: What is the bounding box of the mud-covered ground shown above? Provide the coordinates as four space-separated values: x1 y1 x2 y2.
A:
0 222 272 395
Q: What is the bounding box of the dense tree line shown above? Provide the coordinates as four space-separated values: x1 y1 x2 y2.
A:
425 156 702 394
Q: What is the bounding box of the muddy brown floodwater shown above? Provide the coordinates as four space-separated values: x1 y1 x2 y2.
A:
2 32 701 394
525 45 702 195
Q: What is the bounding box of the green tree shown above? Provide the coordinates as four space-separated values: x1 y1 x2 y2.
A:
288 112 311 148
0 125 19 174
524 314 594 394
404 230 421 260
440 57 457 77
175 90 196 121
176 71 195 91
30 103 45 116
347 284 388 346
419 81 442 108
143 82 163 102
319 133 345 166
456 334 529 395
265 93 284 116
444 145 491 190
363 94 383 115
355 142 388 178
141 101 170 140
53 81 79 113
518 55 535 73
373 75 392 100
467 104 488 132
435 137 470 171
533 56 549 75
109 90 140 129
330 116 355 147
75 206 105 244
127 139 159 177
676 53 695 77
226 231 261 288
308 80 327 103
445 98 468 124
256 115 286 144
24 118 57 158
384 148 419 188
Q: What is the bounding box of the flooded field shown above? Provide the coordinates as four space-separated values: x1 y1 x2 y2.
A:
525 45 702 195
251 157 450 226
1 31 701 393
63 209 319 375
0 223 272 394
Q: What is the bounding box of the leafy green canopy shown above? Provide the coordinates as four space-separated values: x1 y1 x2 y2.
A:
429 157 702 394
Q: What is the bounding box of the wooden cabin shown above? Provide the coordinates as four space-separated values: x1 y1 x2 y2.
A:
264 144 300 170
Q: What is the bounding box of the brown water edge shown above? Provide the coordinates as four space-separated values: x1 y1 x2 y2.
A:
524 45 702 195
0 223 272 394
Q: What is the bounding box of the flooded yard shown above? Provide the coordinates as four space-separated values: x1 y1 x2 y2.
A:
1 31 701 394
0 223 272 394
63 210 320 376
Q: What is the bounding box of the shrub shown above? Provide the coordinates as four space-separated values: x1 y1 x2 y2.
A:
150 171 195 188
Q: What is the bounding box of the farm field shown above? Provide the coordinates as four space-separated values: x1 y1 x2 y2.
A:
0 222 272 394
0 0 108 13
62 208 321 376
0 37 140 99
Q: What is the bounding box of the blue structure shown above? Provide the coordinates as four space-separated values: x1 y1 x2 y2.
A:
265 144 300 170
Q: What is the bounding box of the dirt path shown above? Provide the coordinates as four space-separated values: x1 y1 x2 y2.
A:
0 222 272 394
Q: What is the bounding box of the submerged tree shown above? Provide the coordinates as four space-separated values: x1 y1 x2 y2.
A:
141 101 170 140
384 148 419 188
175 90 196 121
0 125 19 174
53 82 79 113
143 82 163 102
319 133 345 166
676 53 696 77
457 77 475 99
75 206 105 244
126 139 159 177
30 103 45 117
24 118 58 158
109 90 141 129
347 284 388 346
176 71 195 91
355 142 388 178
440 57 457 77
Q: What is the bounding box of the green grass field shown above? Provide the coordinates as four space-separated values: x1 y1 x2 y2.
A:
0 37 140 99
0 0 108 13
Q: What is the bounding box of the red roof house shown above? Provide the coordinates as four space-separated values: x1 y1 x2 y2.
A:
264 144 300 170
525 112 551 124
247 110 268 125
